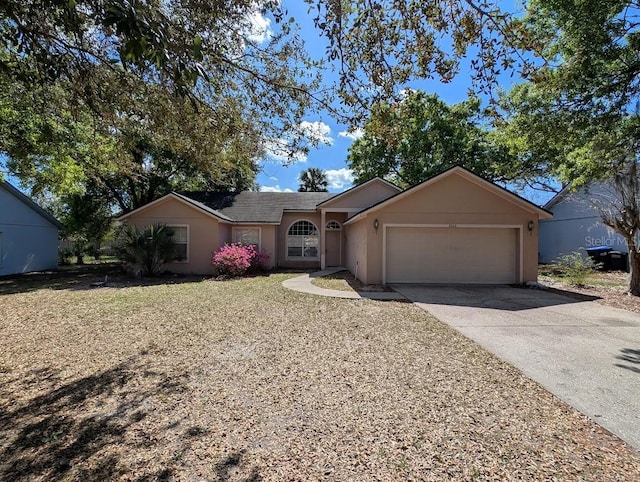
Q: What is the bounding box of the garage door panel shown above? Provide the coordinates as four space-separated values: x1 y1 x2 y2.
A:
386 227 517 284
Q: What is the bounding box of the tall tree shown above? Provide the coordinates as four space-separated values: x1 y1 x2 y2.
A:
58 183 114 263
0 68 263 212
298 167 329 192
347 91 515 187
1 1 339 252
496 0 640 293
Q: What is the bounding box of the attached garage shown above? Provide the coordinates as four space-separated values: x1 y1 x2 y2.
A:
343 166 553 286
384 225 519 284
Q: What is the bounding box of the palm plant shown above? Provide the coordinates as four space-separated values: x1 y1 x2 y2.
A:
298 167 329 192
115 223 180 276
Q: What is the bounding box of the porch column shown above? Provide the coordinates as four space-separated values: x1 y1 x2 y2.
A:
320 209 326 269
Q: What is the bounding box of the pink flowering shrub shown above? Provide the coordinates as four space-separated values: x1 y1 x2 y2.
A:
251 248 271 272
211 243 271 277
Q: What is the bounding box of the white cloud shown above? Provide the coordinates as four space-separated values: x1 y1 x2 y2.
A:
264 138 308 163
338 128 364 141
300 121 333 146
268 176 278 181
326 168 354 190
246 9 273 44
263 121 333 164
260 185 293 193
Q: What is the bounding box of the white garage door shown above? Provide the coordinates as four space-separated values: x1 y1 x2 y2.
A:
385 227 518 284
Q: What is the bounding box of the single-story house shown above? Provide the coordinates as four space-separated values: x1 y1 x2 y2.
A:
118 166 552 284
539 183 630 263
0 180 63 276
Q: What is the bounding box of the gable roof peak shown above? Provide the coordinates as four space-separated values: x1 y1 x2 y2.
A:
344 165 552 225
1 180 63 229
316 176 401 208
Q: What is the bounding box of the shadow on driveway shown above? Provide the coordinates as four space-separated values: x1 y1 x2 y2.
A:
392 284 599 311
615 348 640 374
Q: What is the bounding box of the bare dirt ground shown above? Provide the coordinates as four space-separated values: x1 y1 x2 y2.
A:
538 265 640 313
1 265 639 480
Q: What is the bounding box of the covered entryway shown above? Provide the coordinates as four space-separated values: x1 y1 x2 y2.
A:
325 220 343 267
384 226 519 284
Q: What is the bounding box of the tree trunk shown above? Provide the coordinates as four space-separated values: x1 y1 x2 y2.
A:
627 242 640 296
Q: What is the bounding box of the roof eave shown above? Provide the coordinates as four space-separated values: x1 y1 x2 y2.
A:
315 177 401 208
117 192 234 223
344 166 553 224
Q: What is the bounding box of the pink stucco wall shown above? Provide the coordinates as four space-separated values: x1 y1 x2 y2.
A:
348 173 542 285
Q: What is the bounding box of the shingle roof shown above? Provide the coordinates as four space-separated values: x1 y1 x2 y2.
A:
171 192 234 222
178 191 336 223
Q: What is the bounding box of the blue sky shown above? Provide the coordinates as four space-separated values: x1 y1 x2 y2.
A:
256 1 478 195
254 1 561 206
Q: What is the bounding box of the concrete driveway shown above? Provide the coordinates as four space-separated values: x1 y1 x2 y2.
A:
392 285 640 450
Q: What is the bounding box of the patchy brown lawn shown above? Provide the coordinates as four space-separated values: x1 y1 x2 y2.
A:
311 270 393 292
538 265 640 314
1 266 639 480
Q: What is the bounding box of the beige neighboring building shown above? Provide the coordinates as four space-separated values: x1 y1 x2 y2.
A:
117 166 552 284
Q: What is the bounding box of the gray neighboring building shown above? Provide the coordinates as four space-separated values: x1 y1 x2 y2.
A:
539 183 629 263
0 181 62 276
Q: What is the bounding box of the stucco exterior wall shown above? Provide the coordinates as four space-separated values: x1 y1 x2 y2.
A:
344 218 368 283
277 211 323 268
124 197 222 274
539 185 625 263
352 174 541 284
0 187 59 275
320 180 399 211
229 224 276 269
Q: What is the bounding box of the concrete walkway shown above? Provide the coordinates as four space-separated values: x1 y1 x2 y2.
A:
282 268 405 300
393 284 640 450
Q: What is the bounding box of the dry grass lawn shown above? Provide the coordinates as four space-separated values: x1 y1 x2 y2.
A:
539 264 640 314
1 265 639 480
311 270 393 292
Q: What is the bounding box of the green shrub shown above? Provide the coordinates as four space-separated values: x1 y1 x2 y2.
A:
554 251 600 286
114 223 181 277
58 247 74 266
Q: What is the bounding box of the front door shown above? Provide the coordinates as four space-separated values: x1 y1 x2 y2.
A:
325 230 342 266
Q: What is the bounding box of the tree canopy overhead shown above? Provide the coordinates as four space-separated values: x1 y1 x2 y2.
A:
0 0 331 215
0 0 554 123
0 68 263 212
308 0 539 119
1 0 329 163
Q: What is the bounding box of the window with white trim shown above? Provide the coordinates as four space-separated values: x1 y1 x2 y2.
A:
169 225 188 261
287 220 319 258
326 220 342 230
233 227 260 248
